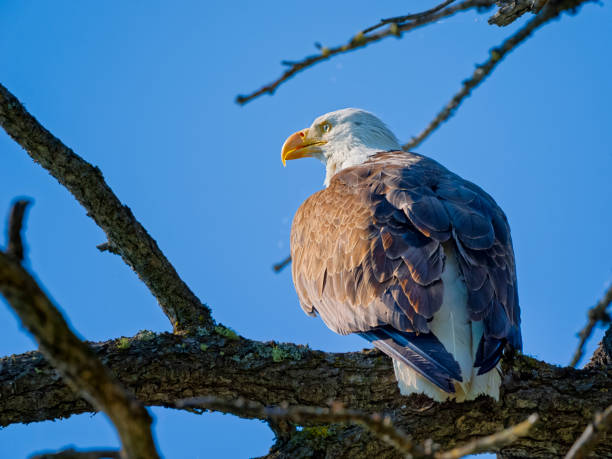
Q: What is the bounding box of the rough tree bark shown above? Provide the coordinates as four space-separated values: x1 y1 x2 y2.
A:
0 330 610 457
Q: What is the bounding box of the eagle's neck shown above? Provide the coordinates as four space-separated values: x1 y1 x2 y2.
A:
323 146 380 186
323 138 400 187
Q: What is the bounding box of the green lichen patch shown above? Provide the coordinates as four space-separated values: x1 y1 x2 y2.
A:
117 337 131 350
286 425 336 451
214 325 239 341
302 425 331 438
270 343 307 362
135 330 156 341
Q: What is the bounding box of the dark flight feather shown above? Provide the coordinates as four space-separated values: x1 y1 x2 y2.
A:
360 327 461 392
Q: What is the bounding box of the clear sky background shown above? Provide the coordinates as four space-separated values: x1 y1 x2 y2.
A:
1 1 610 458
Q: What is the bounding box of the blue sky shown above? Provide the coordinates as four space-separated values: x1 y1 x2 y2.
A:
1 1 610 458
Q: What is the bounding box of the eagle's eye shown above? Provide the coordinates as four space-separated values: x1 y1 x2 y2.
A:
320 122 332 134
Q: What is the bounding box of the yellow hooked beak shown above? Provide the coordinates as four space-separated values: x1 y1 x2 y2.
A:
281 128 327 166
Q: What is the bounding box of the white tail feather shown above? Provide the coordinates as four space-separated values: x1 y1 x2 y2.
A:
393 246 501 402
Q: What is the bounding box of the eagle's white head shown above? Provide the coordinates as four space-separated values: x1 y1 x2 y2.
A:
281 108 401 186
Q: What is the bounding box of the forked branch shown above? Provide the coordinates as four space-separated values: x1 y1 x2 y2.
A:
0 83 212 334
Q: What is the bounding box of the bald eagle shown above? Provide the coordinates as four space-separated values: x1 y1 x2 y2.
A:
282 108 521 401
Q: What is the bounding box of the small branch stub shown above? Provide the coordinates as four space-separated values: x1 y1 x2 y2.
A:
6 199 31 262
273 255 292 273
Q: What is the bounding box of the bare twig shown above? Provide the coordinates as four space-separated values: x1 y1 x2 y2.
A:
402 0 593 150
30 449 120 459
570 284 612 367
273 255 292 272
436 413 539 458
176 397 417 455
0 82 212 333
6 199 31 261
0 202 160 459
362 0 457 34
564 404 612 459
236 0 496 105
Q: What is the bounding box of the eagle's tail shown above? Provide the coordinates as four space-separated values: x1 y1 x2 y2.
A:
362 247 502 402
362 325 501 402
359 328 461 394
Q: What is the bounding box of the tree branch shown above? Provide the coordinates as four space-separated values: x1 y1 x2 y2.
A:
0 202 159 459
570 283 612 367
361 0 458 35
235 0 497 105
1 331 610 457
402 0 593 150
488 0 547 26
0 83 212 334
564 404 612 459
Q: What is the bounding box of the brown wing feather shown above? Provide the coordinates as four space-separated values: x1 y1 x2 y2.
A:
290 151 521 354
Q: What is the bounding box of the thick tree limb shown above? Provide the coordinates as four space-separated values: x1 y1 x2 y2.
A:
30 449 120 459
564 404 612 459
402 0 593 150
570 284 612 367
0 83 211 334
0 203 159 459
1 332 610 457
